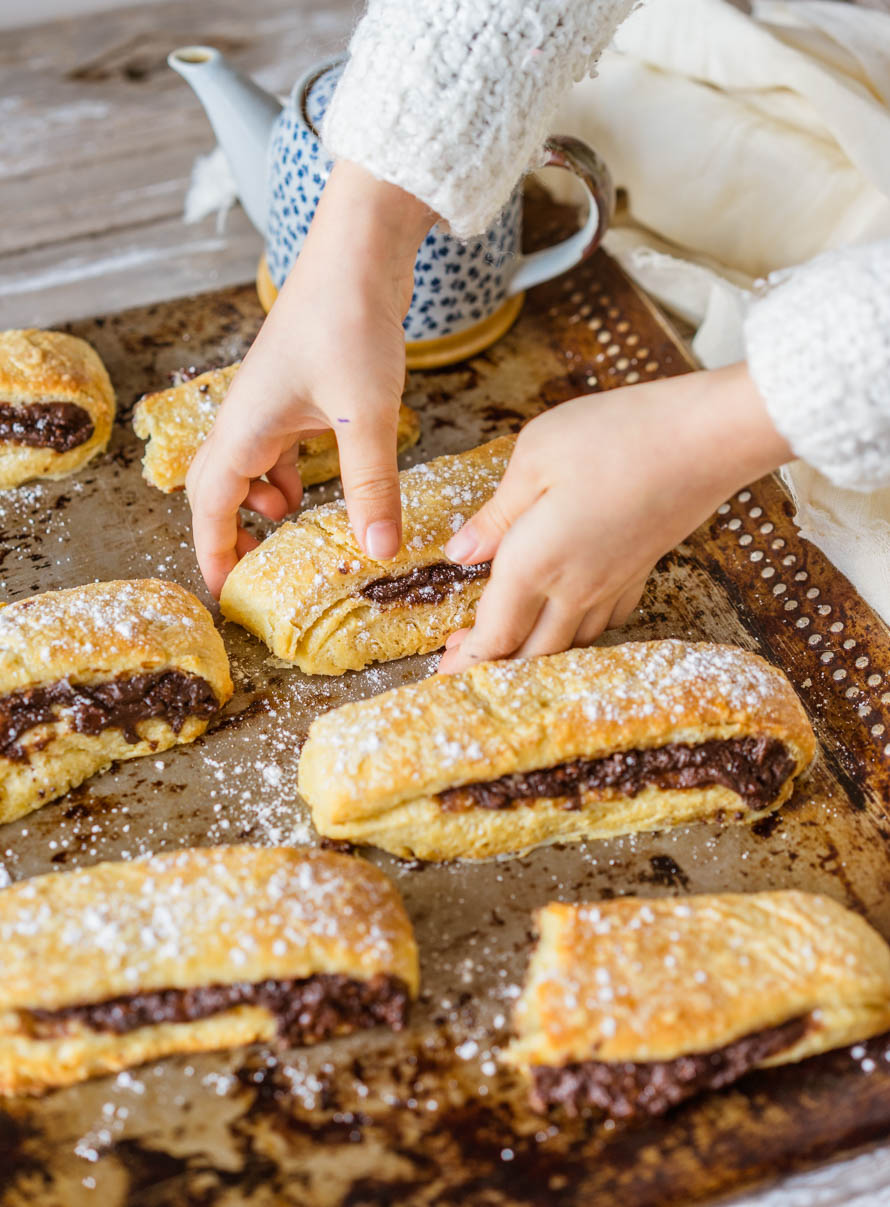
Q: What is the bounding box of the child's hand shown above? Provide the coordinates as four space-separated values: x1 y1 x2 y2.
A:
187 160 435 597
439 363 792 673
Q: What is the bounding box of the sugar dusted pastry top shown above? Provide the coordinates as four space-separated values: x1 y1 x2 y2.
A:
506 892 890 1068
0 846 419 1012
133 363 420 493
298 639 815 823
0 329 113 413
221 436 514 632
0 578 231 696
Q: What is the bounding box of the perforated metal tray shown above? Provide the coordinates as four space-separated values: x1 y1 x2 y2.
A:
2 197 890 1207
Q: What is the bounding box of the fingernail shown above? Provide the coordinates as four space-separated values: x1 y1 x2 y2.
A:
365 520 400 560
445 524 479 563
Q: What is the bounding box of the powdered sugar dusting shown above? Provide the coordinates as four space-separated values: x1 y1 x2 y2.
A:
517 639 784 725
0 846 411 1010
234 439 513 626
306 640 796 790
516 891 889 1064
0 578 206 677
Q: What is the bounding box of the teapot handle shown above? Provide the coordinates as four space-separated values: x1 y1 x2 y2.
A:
507 136 615 296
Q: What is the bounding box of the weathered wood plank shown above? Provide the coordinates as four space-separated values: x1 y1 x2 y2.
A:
0 142 208 256
0 210 263 328
0 3 352 181
0 0 356 323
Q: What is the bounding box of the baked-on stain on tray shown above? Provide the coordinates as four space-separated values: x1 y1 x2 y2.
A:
1 188 890 1205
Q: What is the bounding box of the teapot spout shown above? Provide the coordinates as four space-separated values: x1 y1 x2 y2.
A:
169 46 282 236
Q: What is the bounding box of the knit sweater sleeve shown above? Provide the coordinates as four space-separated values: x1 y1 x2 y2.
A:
745 240 890 492
321 0 636 239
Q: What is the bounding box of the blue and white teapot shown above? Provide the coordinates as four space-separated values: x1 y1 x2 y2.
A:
170 47 614 368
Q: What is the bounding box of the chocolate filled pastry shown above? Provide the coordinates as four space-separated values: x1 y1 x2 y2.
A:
0 845 419 1094
132 362 421 493
0 329 116 488
298 640 815 859
503 892 890 1118
221 436 515 675
0 579 232 824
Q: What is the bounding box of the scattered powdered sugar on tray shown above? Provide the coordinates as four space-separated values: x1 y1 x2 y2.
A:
200 736 313 850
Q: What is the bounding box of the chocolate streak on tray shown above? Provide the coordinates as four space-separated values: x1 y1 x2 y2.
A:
0 670 221 761
0 402 94 452
530 1015 810 1119
24 973 410 1046
438 737 796 813
360 561 491 606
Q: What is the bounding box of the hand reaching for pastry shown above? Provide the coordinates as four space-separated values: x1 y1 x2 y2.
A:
187 160 435 598
438 364 792 674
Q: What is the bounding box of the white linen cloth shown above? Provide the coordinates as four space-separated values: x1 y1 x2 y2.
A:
550 0 890 619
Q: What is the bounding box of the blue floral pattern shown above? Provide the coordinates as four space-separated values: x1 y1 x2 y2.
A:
266 60 522 342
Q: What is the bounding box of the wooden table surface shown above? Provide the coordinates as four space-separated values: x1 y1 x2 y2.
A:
0 0 356 330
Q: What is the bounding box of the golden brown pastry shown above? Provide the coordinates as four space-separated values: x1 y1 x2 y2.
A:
132 362 421 492
221 436 515 675
0 329 116 488
0 845 419 1095
0 579 233 825
503 892 890 1118
299 640 815 859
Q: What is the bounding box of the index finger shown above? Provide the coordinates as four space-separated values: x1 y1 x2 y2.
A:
186 437 253 598
438 511 549 674
334 405 403 560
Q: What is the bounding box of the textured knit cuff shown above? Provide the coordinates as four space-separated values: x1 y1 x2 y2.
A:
745 240 890 492
321 0 634 239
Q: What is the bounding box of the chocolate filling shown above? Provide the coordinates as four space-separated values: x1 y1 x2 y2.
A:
0 401 94 452
0 670 221 761
23 973 410 1046
530 1015 809 1118
360 560 491 606
438 736 796 813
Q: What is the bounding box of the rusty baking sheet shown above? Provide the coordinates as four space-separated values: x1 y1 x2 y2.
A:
2 195 890 1206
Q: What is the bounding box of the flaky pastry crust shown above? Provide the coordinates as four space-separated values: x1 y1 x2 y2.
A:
299 640 815 859
0 578 233 823
0 845 418 1094
503 892 890 1072
0 329 115 488
132 362 421 492
220 436 515 674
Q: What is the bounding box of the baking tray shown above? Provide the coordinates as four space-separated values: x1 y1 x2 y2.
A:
2 193 890 1206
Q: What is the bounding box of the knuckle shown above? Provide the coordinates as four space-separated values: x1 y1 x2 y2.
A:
561 578 606 613
487 554 530 596
499 549 557 595
480 495 512 538
512 425 537 464
344 471 400 505
185 449 206 494
521 407 554 441
511 436 546 487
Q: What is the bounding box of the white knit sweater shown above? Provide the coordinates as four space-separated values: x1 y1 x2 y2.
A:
323 1 890 492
